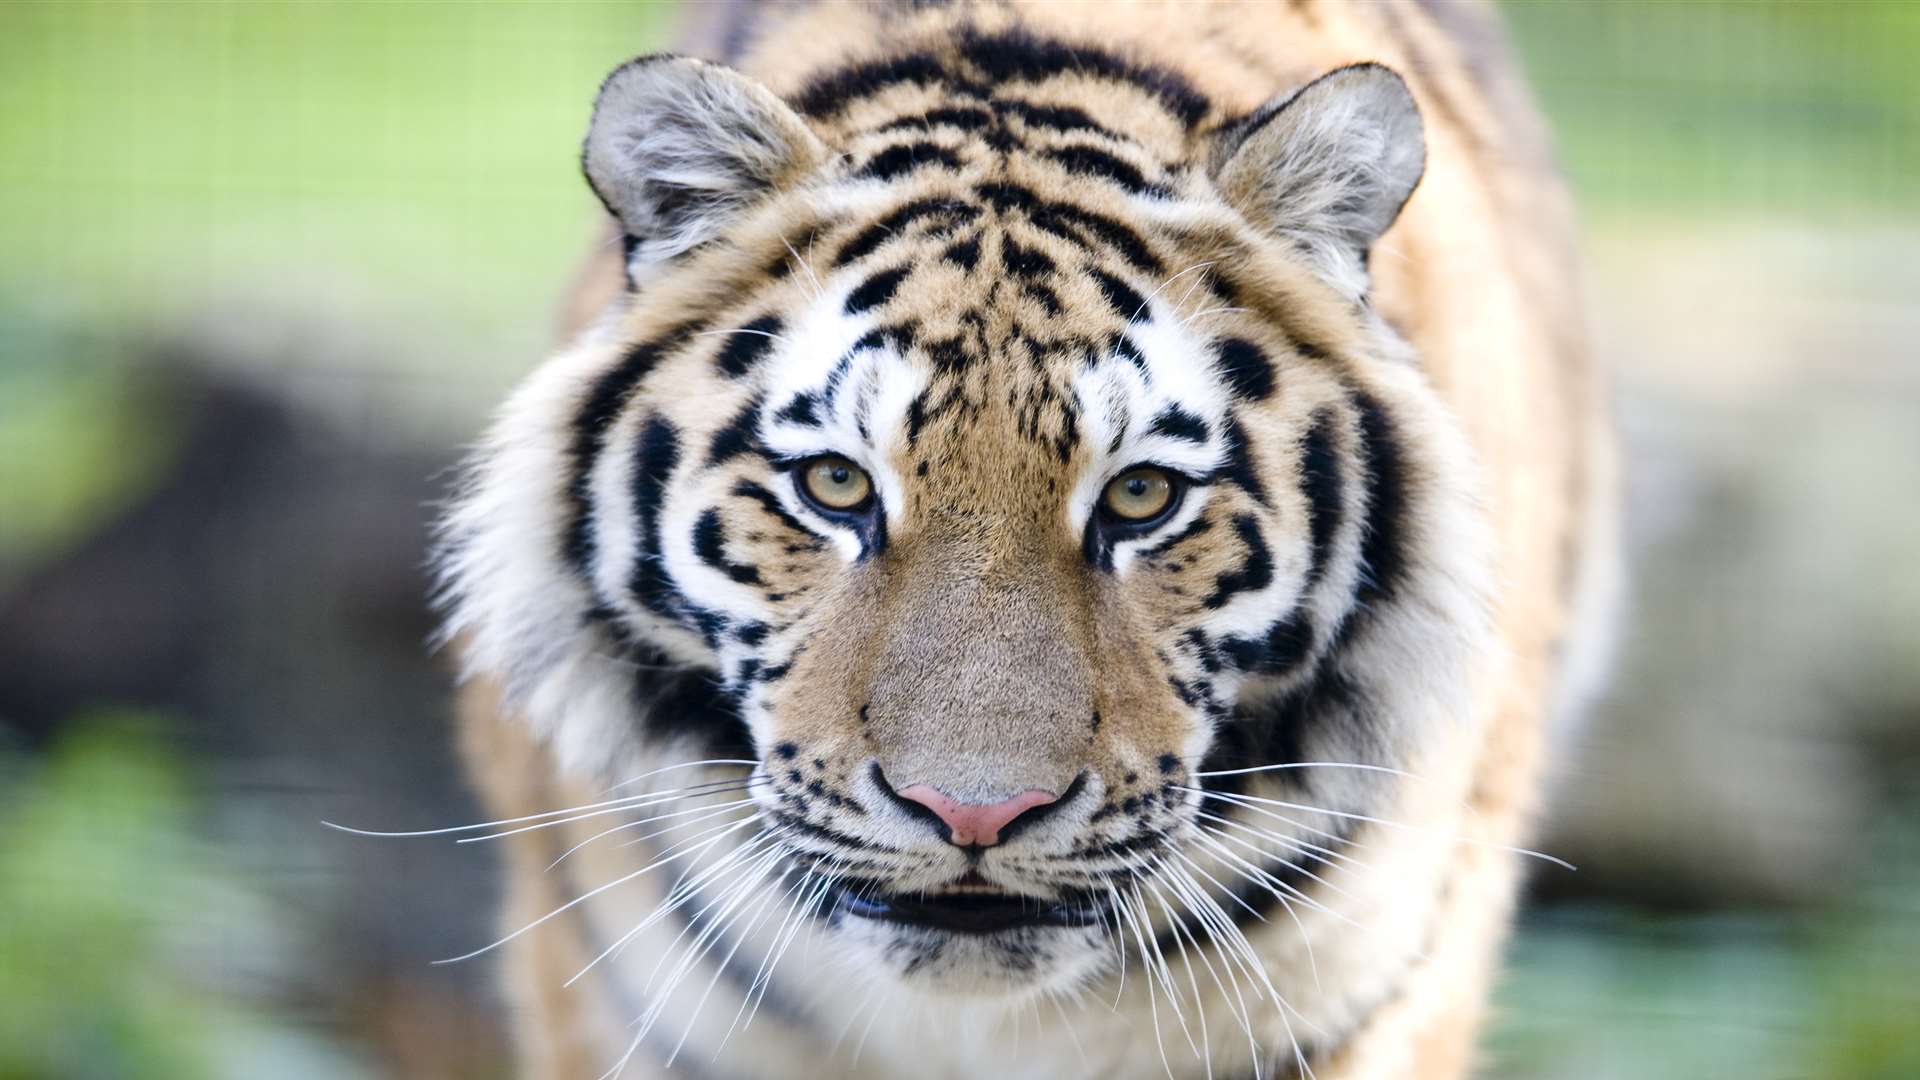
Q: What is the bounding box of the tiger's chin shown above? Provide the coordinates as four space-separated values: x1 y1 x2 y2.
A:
824 882 1115 998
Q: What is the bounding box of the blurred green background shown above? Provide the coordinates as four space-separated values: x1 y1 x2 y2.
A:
2 2 1916 1077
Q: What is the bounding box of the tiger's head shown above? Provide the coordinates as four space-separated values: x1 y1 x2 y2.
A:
442 37 1491 1005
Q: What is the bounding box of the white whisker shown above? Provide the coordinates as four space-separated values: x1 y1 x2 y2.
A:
465 779 763 845
324 777 749 840
550 798 760 871
441 817 761 969
1141 866 1211 1077
1194 807 1376 876
1180 304 1248 328
783 237 824 301
1133 260 1217 325
571 825 787 987
1194 761 1414 781
1183 786 1576 870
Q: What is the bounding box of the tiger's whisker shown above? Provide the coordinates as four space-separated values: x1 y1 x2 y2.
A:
1158 863 1264 1075
552 798 761 870
467 780 764 845
1140 865 1212 1076
1194 761 1416 781
574 825 787 988
324 769 761 839
1189 820 1368 917
1183 786 1577 870
1132 260 1217 325
1194 807 1377 876
659 843 793 1066
444 817 762 969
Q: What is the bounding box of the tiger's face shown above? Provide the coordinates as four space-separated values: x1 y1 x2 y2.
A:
444 43 1491 1008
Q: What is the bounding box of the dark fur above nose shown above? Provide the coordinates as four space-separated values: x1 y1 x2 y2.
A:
873 764 1076 847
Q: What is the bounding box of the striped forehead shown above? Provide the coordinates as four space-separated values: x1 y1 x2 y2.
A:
1067 299 1233 523
740 288 919 562
757 277 925 468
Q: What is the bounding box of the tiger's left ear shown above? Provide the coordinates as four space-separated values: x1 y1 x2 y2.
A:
1210 63 1425 294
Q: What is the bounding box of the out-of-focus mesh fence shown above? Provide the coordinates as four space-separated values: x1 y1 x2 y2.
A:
0 2 1916 1077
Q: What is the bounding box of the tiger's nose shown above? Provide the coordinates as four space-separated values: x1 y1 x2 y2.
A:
889 783 1063 848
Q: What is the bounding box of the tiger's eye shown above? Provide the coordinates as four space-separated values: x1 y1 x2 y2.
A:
1102 467 1175 522
800 456 872 511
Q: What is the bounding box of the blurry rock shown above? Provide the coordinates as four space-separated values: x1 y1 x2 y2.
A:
0 350 507 1072
1537 224 1920 909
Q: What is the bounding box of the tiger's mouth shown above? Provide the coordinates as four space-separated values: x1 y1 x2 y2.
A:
824 875 1112 934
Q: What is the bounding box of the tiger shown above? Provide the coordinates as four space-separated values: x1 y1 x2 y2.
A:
434 1 1618 1077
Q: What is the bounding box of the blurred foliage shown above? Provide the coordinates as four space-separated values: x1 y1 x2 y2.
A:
0 719 208 1078
1487 818 1920 1079
0 0 673 401
1504 0 1920 214
0 320 182 572
0 719 366 1079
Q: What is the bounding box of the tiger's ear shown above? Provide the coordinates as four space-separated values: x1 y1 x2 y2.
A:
1210 63 1425 294
583 55 826 279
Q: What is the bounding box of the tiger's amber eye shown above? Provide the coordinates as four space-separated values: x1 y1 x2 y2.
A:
800 456 872 511
1102 467 1175 522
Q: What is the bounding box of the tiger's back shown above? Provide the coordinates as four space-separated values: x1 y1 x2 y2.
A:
446 2 1614 1077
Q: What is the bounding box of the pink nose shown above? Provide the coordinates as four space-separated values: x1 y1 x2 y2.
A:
893 785 1060 847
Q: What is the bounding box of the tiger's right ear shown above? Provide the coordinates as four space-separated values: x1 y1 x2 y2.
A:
583 55 826 279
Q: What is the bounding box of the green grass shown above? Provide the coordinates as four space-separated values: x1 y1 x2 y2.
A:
0 0 1912 391
0 1 676 375
1504 0 1920 213
0 719 371 1079
1486 819 1920 1080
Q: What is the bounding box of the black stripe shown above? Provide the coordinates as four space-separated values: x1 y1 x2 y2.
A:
1030 200 1162 274
819 354 854 415
1351 391 1409 603
714 315 783 378
1089 267 1147 321
1213 337 1275 402
834 198 979 267
1023 282 1062 315
632 645 753 758
705 395 765 467
627 416 683 618
875 105 994 133
1000 237 1055 278
1299 410 1343 586
792 53 974 117
731 480 816 543
1148 404 1209 444
958 29 1210 127
1218 612 1315 675
845 265 910 314
563 322 700 574
855 141 964 182
998 98 1121 140
772 392 821 427
1143 513 1212 556
1204 514 1273 609
1041 144 1170 198
1212 415 1269 505
693 508 764 586
976 180 1039 214
974 182 1160 272
904 389 932 443
942 234 981 269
